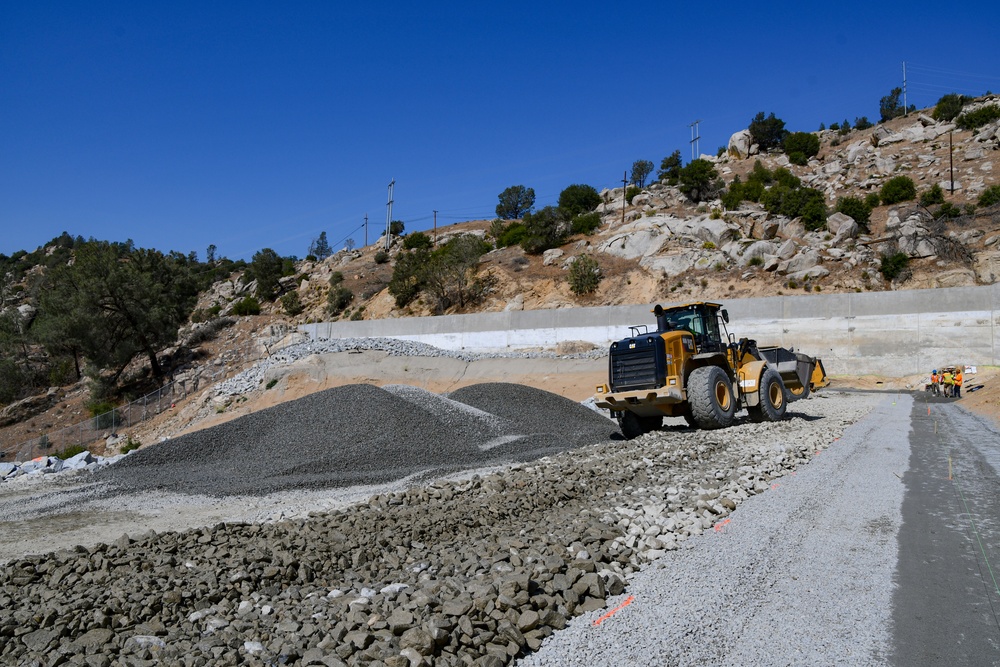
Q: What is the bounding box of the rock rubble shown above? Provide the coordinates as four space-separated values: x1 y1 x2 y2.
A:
1 389 871 666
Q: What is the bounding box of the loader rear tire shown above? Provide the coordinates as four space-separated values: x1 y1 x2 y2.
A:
747 368 788 423
689 366 736 430
618 412 663 439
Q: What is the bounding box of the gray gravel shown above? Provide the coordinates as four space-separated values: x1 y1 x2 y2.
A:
1 386 881 665
97 382 620 497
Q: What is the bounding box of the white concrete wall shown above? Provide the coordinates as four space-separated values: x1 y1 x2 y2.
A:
300 284 1000 377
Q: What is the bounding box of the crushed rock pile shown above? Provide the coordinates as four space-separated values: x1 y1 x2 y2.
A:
98 382 620 497
0 392 871 666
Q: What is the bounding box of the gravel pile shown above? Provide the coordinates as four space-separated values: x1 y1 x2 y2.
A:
1 391 874 666
214 337 607 397
98 382 620 497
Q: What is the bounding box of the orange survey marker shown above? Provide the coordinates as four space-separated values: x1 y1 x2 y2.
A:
714 518 731 532
593 595 635 626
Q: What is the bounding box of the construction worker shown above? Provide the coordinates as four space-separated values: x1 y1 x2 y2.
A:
954 366 963 398
930 370 940 395
943 369 954 398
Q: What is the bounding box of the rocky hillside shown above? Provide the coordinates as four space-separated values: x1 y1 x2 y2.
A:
191 99 1000 328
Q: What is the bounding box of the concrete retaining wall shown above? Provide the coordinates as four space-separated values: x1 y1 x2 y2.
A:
300 284 1000 377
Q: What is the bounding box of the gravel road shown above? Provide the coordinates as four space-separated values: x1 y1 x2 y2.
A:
519 393 910 667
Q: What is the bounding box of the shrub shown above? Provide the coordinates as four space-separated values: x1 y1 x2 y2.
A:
748 112 787 152
567 256 601 295
865 192 881 209
403 232 433 250
56 444 88 460
327 285 354 315
880 176 916 205
938 202 962 219
854 116 874 130
558 184 602 218
373 250 389 264
265 379 278 390
978 185 1000 207
932 93 968 122
835 196 872 231
721 177 743 210
520 206 568 254
677 159 719 203
389 221 404 236
231 296 261 316
748 256 764 267
329 271 344 287
280 291 304 316
702 241 716 250
570 212 601 236
748 160 774 185
783 132 820 161
788 152 808 166
496 221 528 248
773 167 800 189
919 184 945 207
625 185 640 205
879 251 910 282
956 105 1000 131
120 435 142 454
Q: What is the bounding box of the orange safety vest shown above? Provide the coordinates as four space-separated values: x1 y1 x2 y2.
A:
931 373 939 383
955 371 963 386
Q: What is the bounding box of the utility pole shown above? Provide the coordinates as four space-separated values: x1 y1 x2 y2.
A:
689 120 702 160
364 213 368 247
433 210 438 245
949 131 955 193
621 171 628 225
384 179 395 252
902 61 908 117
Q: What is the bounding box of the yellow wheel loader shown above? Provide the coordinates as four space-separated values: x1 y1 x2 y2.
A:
593 302 827 438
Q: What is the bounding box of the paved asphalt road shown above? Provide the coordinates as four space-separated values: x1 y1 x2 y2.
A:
892 393 1000 665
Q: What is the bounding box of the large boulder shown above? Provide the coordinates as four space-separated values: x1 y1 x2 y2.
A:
639 253 695 277
740 241 779 266
727 129 756 159
974 251 1000 284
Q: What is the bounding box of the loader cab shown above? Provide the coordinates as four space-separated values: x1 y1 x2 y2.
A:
653 302 729 355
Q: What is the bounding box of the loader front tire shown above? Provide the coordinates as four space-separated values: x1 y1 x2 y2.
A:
747 368 788 423
689 366 736 429
618 411 663 439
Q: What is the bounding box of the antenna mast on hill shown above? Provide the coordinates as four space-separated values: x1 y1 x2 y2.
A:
384 180 395 252
689 120 702 160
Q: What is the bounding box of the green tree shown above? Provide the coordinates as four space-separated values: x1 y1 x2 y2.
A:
657 150 683 185
206 244 217 264
854 116 873 130
248 248 284 301
677 159 719 203
630 160 654 188
748 112 788 152
879 87 908 122
35 240 198 383
387 248 428 308
421 234 492 311
520 206 568 254
496 185 536 220
309 231 333 260
557 184 601 218
390 220 405 236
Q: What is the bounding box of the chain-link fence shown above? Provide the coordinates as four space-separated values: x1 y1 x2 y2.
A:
3 333 275 464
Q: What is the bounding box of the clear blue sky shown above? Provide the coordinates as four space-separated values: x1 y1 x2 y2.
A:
3 1 999 261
